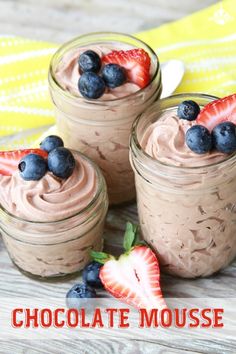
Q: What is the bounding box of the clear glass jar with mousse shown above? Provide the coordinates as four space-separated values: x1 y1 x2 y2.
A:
130 93 236 278
48 32 162 205
0 152 108 280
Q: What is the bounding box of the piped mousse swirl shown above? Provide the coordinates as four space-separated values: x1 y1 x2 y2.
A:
0 152 98 222
55 46 140 99
141 111 225 167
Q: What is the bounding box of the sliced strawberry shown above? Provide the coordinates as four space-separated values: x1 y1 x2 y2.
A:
92 223 167 310
0 149 48 176
102 48 151 89
197 93 236 131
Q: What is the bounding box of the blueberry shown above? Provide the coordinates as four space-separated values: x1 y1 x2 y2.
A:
78 72 106 99
101 64 126 88
177 100 200 121
78 50 101 74
186 125 212 154
18 153 47 181
66 283 97 310
82 261 103 289
40 135 64 153
48 147 75 179
212 122 236 154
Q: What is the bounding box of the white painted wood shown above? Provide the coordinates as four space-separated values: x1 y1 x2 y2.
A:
0 0 216 42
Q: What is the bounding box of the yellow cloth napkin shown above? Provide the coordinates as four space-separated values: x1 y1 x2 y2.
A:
0 0 235 149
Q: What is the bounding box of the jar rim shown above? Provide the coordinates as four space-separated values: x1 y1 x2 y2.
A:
48 31 160 105
130 93 236 173
0 150 106 225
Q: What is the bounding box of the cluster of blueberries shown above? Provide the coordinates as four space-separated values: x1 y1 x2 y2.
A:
78 50 126 99
177 100 236 154
19 136 75 181
66 261 103 309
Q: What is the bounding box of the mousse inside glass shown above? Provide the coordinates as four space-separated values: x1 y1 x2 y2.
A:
0 150 108 279
130 94 236 278
49 32 162 205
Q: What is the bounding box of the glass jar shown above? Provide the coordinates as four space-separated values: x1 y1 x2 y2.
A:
130 94 236 278
0 151 108 280
48 32 162 205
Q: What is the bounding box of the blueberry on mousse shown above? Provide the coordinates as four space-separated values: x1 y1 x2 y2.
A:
78 50 101 74
77 48 151 99
82 261 103 289
101 64 126 88
185 125 212 154
182 95 236 155
212 122 236 154
40 135 64 153
177 100 200 121
14 137 77 181
66 283 97 310
18 153 48 181
78 72 106 99
48 147 76 179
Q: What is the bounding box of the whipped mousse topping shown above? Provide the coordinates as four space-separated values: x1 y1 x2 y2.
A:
0 152 98 222
55 45 142 99
141 111 226 167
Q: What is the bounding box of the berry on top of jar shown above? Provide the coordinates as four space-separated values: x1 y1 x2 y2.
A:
0 135 76 181
78 48 151 99
176 94 236 155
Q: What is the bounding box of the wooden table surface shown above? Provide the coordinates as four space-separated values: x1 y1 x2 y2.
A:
1 0 235 353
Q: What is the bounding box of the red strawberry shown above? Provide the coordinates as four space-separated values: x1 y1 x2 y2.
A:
102 48 151 88
91 223 167 310
0 149 48 176
197 93 236 131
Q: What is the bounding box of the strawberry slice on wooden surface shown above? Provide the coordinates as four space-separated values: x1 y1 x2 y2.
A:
196 93 236 131
0 149 48 176
102 48 151 89
91 223 167 310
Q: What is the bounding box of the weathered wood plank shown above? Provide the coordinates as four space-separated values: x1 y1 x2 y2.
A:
0 0 216 42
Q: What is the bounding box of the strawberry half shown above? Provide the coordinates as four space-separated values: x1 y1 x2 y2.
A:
196 93 236 131
0 149 48 176
91 223 167 310
102 48 151 89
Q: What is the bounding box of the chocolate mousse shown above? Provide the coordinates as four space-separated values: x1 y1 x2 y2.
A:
0 150 98 221
55 45 141 99
0 138 108 278
142 111 225 167
49 33 162 205
130 94 236 278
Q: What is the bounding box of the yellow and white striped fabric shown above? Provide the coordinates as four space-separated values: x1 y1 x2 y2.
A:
138 0 236 97
0 37 56 148
0 0 235 149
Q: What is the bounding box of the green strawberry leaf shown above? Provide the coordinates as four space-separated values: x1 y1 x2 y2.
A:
133 224 139 245
90 250 113 264
123 222 139 252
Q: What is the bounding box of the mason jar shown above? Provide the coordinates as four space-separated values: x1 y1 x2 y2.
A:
0 151 108 280
130 94 236 278
48 32 162 205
